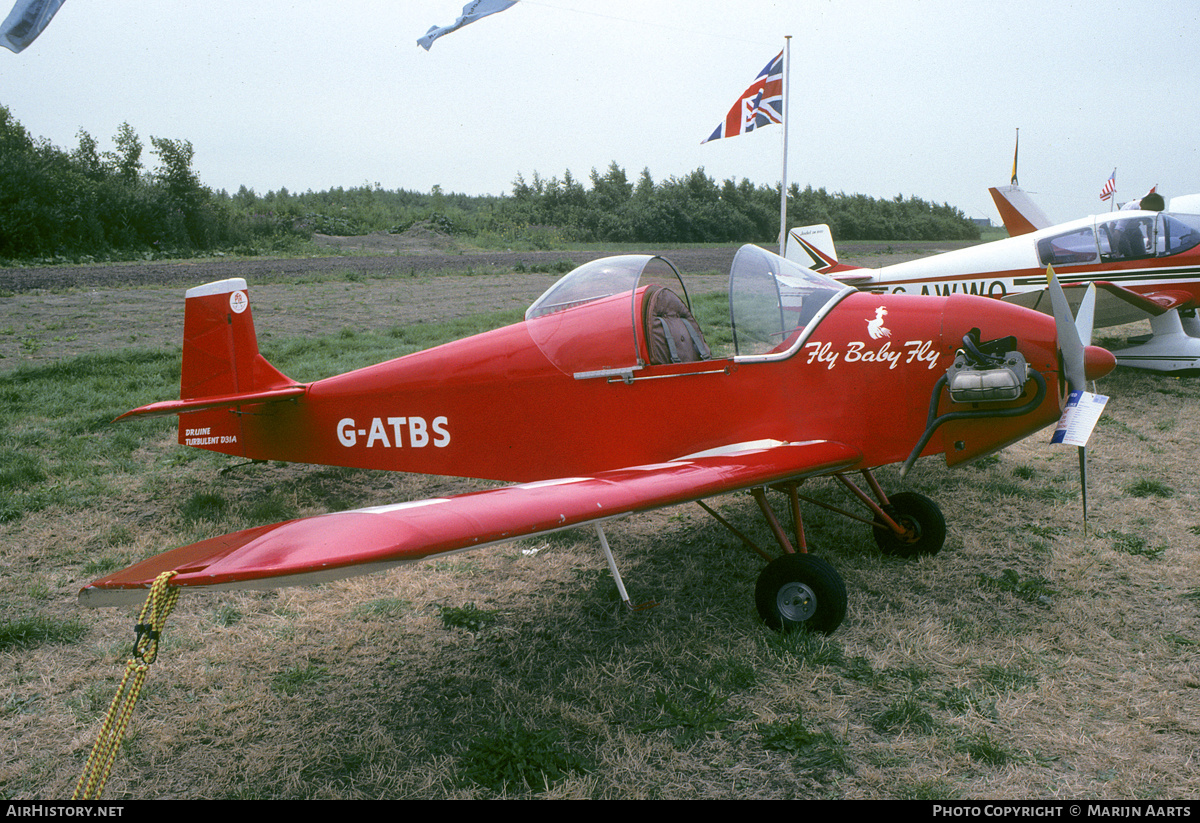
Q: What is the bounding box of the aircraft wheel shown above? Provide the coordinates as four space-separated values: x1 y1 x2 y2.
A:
755 554 847 635
873 492 945 559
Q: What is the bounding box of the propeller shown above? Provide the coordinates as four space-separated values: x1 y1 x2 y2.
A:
1046 265 1098 526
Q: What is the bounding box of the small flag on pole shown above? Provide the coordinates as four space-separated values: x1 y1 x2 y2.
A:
1100 169 1117 201
1010 128 1019 185
418 0 517 51
702 50 785 143
1 0 66 53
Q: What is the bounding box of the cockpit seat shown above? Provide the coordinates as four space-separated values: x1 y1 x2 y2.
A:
643 286 711 365
1119 225 1148 259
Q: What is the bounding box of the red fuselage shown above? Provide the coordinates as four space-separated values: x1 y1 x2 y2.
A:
179 289 1111 482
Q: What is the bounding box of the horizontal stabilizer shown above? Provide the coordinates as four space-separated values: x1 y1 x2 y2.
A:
80 439 861 606
115 385 306 421
830 271 876 285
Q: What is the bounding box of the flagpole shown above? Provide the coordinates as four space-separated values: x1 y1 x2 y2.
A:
778 35 791 255
1011 128 1019 186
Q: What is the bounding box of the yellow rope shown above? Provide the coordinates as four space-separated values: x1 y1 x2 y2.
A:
73 571 181 800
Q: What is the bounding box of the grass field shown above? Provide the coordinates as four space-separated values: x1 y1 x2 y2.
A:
1 265 1197 799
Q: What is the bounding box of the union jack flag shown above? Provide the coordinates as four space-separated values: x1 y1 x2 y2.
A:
702 50 785 144
1100 169 1117 201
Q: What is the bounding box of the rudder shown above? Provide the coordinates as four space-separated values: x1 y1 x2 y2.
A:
785 224 840 273
988 185 1052 236
181 278 292 400
174 279 298 457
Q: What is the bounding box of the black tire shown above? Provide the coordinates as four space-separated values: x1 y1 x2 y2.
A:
754 554 847 635
873 492 946 559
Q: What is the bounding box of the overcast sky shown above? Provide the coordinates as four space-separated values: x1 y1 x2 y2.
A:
4 0 1199 227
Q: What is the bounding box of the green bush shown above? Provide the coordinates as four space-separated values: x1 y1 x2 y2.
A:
0 105 979 263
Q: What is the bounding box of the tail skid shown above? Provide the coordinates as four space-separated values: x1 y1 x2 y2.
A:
120 278 304 456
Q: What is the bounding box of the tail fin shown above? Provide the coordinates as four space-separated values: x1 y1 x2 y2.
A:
785 224 840 273
989 185 1052 236
118 278 303 457
785 224 873 285
180 278 293 400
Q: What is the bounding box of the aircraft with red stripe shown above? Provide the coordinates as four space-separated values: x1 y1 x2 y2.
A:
786 188 1200 374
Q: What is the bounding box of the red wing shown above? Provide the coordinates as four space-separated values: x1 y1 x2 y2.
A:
1129 289 1196 312
79 439 861 606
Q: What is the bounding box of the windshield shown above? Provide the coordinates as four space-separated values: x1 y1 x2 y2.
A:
524 245 848 378
728 244 845 358
1156 213 1200 256
1094 211 1200 261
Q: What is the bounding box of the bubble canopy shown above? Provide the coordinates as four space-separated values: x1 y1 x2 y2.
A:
524 245 850 378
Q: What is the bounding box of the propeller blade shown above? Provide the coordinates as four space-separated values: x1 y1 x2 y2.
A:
1075 283 1097 348
1046 265 1086 393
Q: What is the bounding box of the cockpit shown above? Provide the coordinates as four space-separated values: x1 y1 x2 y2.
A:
525 244 850 379
1037 211 1200 267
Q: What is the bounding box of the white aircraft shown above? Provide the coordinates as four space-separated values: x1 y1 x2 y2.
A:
786 188 1200 374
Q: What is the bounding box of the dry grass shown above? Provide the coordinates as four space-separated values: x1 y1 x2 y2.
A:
1 274 1197 800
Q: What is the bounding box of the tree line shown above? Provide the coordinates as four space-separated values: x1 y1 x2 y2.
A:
1 106 230 261
0 106 978 263
505 163 979 245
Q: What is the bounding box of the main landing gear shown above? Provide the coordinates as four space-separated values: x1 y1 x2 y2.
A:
697 469 946 635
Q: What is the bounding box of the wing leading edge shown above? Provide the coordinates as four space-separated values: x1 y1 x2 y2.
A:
1002 280 1186 326
80 439 862 606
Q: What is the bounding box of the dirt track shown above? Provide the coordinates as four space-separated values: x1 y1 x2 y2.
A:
0 238 975 293
0 248 733 293
0 239 975 371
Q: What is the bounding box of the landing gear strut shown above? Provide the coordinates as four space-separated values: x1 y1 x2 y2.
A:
698 469 946 635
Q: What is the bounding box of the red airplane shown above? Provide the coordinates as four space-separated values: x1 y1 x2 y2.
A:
786 187 1200 374
79 245 1114 635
